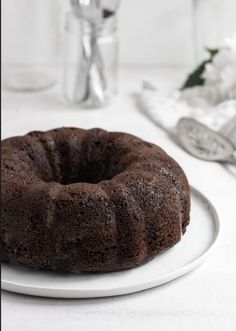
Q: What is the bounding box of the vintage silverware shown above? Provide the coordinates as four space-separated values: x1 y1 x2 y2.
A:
70 0 121 107
101 0 121 14
71 0 103 104
177 117 236 165
87 0 122 106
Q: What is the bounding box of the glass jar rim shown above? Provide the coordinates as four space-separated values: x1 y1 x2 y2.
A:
65 11 117 35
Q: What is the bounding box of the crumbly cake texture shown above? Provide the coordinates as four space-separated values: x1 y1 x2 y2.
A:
1 127 190 273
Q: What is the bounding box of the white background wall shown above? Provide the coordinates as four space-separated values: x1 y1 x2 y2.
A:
2 0 236 67
119 0 194 66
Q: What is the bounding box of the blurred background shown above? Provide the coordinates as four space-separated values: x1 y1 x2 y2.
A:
2 0 236 135
2 0 236 68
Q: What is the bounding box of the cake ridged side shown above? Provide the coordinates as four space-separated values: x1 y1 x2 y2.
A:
1 127 190 273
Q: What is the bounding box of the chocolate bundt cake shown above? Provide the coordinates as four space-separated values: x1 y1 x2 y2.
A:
1 128 190 273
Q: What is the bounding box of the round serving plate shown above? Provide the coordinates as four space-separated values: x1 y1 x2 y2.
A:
1 187 220 298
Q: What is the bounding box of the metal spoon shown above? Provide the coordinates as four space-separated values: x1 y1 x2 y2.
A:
177 117 236 165
71 0 121 20
71 0 121 107
71 0 102 24
71 0 103 105
101 0 121 13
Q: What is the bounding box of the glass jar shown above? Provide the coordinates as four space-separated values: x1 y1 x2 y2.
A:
2 0 62 91
193 0 236 62
64 12 119 108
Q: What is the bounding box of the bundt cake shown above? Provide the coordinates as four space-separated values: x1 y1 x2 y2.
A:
1 127 190 273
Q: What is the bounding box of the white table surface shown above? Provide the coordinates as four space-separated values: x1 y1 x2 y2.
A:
2 66 236 331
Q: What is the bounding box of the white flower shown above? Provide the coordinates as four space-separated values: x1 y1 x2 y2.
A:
225 35 236 51
181 35 236 108
203 35 236 101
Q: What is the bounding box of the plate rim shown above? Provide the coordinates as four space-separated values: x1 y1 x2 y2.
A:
1 186 220 298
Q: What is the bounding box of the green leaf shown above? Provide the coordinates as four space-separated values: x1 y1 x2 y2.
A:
206 48 219 57
181 48 219 90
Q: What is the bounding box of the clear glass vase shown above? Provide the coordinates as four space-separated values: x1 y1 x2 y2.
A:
2 0 62 92
192 0 236 62
63 12 119 108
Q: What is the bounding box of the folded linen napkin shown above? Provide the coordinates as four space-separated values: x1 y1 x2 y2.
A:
138 80 236 148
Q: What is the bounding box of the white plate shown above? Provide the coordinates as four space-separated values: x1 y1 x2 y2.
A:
1 187 219 298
